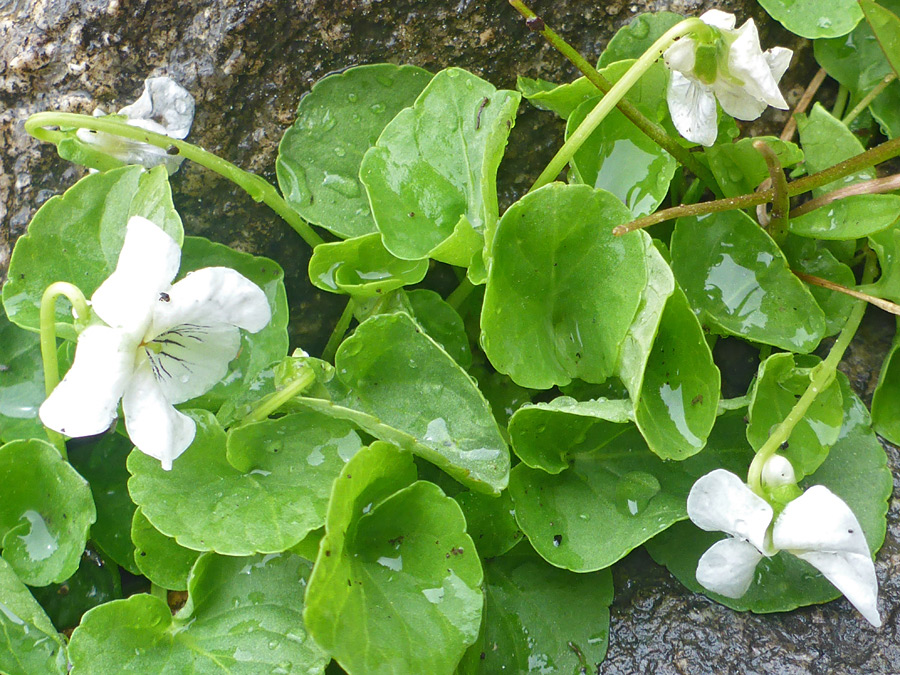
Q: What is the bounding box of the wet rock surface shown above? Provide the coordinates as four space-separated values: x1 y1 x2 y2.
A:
2 0 897 672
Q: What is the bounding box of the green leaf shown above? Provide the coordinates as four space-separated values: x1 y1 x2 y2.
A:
758 0 862 38
598 11 684 66
704 137 804 198
455 489 523 558
782 236 855 336
862 224 900 303
815 6 896 92
304 442 483 675
458 544 613 674
647 376 892 613
277 63 433 239
789 194 900 239
68 432 139 574
360 67 520 277
796 103 875 196
0 308 46 443
69 552 328 674
747 353 844 479
872 318 900 444
178 236 289 411
0 439 95 586
871 79 900 138
299 312 509 493
482 183 648 389
0 557 67 675
517 75 598 119
2 166 183 337
308 232 429 299
131 508 201 591
406 289 472 369
861 0 900 78
670 209 826 353
127 409 362 555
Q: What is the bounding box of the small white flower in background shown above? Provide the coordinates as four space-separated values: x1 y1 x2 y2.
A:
687 466 880 627
76 76 195 174
663 10 793 146
39 216 270 470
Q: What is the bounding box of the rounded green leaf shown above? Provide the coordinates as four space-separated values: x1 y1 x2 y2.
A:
871 321 900 445
0 439 96 586
482 183 648 389
797 103 875 196
758 0 862 38
131 508 200 591
2 166 183 337
815 8 895 93
789 194 900 240
406 289 472 369
782 235 855 337
861 0 900 77
0 309 45 443
671 209 825 353
305 442 483 675
277 63 433 239
517 75 598 120
599 11 684 65
861 225 900 303
69 552 328 674
127 409 362 555
455 489 523 559
308 232 428 298
704 137 803 198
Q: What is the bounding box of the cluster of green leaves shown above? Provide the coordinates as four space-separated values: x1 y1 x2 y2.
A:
2 1 900 673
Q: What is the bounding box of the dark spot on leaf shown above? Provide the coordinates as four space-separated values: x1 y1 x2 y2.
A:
553 534 562 547
139 551 147 556
389 535 404 547
57 584 69 596
325 550 331 557
348 579 352 586
691 394 703 406
408 212 415 217
166 145 179 155
780 441 789 449
480 652 486 661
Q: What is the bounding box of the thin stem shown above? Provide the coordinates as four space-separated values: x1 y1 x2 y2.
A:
150 583 168 602
614 134 900 235
447 277 475 310
240 367 317 425
746 254 876 495
24 112 325 250
753 140 789 242
789 173 900 218
831 85 849 119
794 271 900 315
843 73 898 126
528 17 708 192
321 299 355 363
781 68 827 142
509 0 721 196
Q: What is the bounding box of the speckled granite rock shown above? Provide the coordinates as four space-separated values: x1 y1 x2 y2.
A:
1 1 896 672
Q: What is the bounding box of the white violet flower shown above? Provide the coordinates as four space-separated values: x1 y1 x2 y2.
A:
77 76 195 174
663 10 793 146
39 216 271 470
687 467 880 627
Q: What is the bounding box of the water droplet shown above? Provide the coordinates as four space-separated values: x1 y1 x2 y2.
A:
333 147 346 158
630 16 650 38
370 102 386 114
347 92 358 102
817 17 832 29
376 555 403 571
321 172 360 198
614 471 661 516
307 447 325 466
17 510 58 562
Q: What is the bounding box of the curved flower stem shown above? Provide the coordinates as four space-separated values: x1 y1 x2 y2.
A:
746 254 877 496
321 299 356 364
24 112 325 250
509 1 721 196
843 73 897 126
614 134 900 235
789 173 900 218
753 140 789 242
39 282 89 456
528 16 709 192
240 366 317 425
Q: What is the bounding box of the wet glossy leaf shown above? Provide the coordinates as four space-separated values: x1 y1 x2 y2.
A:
455 489 522 559
127 409 362 555
131 508 200 591
704 137 803 198
308 233 429 299
796 103 875 196
0 308 45 443
648 376 891 613
69 552 328 674
872 320 900 444
407 289 472 368
277 63 432 239
360 67 520 277
68 432 139 574
517 75 597 119
782 236 855 336
178 236 289 411
861 0 900 77
458 544 613 674
509 412 751 572
862 224 900 303
598 11 684 66
789 194 900 239
815 5 896 92
304 442 483 675
758 0 862 38
671 210 825 353
2 166 182 338
747 353 843 479
0 439 95 586
482 183 647 389
871 80 900 138
298 312 509 493
0 557 67 675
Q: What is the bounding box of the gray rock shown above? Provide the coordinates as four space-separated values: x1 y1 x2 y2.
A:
1 0 896 672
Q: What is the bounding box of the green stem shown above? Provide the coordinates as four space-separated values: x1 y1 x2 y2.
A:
447 277 475 310
150 583 167 602
746 254 876 496
528 17 708 192
753 140 789 243
831 85 849 119
843 73 897 126
241 367 317 425
614 134 900 235
24 112 325 250
321 299 355 364
789 172 900 218
509 1 721 196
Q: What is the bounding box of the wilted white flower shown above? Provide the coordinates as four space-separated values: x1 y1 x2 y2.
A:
663 10 793 146
76 76 195 174
687 467 880 626
39 216 270 470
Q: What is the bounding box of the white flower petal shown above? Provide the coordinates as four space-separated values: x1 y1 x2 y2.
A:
761 454 796 488
123 359 196 471
667 72 719 146
663 37 697 76
765 47 793 85
144 323 241 404
725 19 789 110
696 537 764 598
687 469 773 554
39 326 136 437
791 550 881 627
91 216 181 334
118 76 195 140
149 267 272 336
712 79 769 121
699 9 736 30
